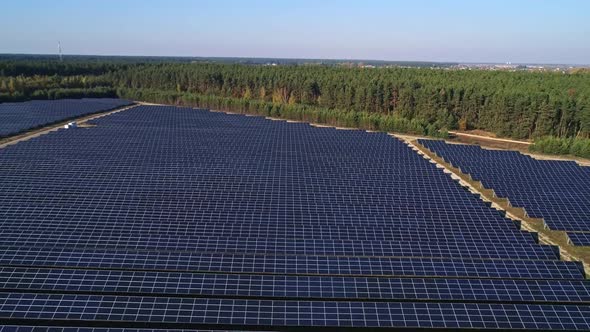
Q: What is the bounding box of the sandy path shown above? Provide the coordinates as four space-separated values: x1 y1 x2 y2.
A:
449 131 531 145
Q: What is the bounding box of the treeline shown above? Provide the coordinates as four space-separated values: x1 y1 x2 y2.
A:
0 75 116 102
0 61 132 77
530 137 590 159
118 88 447 137
108 63 590 140
0 87 117 103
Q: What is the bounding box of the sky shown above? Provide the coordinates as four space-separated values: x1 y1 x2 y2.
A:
1 0 589 64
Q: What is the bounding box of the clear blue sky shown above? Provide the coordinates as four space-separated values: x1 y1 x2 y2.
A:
2 0 589 64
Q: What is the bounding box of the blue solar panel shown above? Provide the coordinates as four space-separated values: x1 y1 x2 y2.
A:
0 104 588 330
0 248 584 280
0 225 538 243
0 98 133 138
1 293 590 330
0 327 251 332
0 235 558 260
419 139 590 232
568 233 590 246
1 267 589 303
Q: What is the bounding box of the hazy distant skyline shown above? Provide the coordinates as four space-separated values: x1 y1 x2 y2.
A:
2 0 589 64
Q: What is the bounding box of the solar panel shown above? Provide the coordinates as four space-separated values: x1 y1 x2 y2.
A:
0 235 558 260
567 233 590 246
0 225 538 243
0 99 133 138
0 248 584 280
0 327 255 332
1 267 589 304
1 293 590 329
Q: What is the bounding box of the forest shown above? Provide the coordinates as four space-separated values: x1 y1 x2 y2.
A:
1 59 589 156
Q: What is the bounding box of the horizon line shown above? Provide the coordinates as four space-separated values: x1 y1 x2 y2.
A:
1 52 589 67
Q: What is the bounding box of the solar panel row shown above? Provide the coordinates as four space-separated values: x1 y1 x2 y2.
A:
0 248 584 280
1 293 590 330
0 235 558 260
0 226 538 243
0 328 253 332
1 267 589 303
0 328 240 332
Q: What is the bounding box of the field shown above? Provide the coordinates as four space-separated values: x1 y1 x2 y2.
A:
0 100 589 330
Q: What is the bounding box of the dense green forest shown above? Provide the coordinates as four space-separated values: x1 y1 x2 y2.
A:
1 59 589 156
108 63 590 139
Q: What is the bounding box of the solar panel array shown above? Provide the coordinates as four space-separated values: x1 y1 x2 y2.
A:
419 139 590 246
0 105 589 330
0 98 133 138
